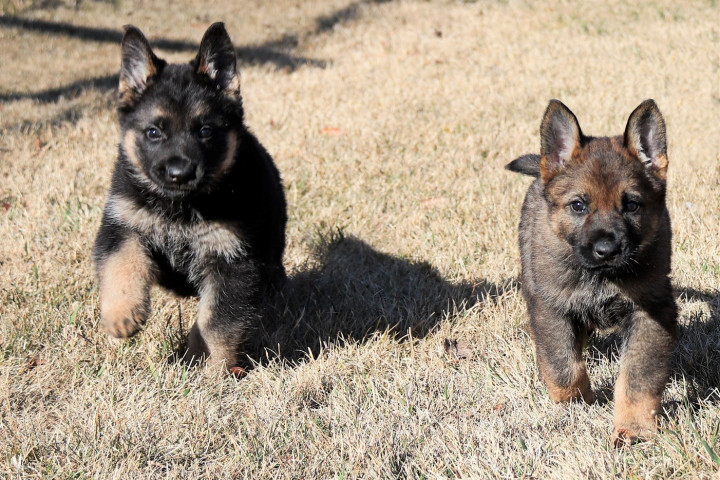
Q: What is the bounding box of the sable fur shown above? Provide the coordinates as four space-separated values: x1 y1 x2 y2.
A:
507 99 677 446
94 23 287 370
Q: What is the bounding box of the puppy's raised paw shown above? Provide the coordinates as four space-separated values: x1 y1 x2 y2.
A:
97 236 153 338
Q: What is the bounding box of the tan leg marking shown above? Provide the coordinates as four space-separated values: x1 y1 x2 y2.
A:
98 236 154 338
611 370 660 447
185 282 240 371
538 355 595 404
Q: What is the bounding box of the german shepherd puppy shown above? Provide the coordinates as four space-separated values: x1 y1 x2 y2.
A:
93 23 287 371
506 99 677 445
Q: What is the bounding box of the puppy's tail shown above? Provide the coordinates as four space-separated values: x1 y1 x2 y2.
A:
505 154 540 177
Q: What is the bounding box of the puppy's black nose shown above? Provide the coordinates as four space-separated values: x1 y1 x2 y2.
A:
593 238 620 260
165 157 196 184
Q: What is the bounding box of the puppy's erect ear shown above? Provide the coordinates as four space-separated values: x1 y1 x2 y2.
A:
624 99 668 181
539 99 583 183
119 25 164 108
194 22 240 98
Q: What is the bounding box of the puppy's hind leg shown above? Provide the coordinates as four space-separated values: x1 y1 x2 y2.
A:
186 261 260 371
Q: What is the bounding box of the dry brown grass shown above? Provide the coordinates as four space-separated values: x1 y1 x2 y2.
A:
1 0 719 478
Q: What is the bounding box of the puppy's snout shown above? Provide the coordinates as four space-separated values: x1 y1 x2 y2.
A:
593 236 621 260
164 157 196 184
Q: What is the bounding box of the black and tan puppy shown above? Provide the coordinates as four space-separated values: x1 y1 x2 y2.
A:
506 99 677 445
94 23 287 370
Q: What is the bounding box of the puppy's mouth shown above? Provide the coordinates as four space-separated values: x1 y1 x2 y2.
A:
577 246 634 277
585 262 625 276
159 183 199 198
150 177 202 198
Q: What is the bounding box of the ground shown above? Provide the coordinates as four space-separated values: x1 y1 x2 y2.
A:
1 0 719 478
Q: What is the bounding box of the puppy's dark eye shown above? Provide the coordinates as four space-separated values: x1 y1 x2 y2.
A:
146 127 162 141
625 201 640 213
199 125 213 139
570 200 587 213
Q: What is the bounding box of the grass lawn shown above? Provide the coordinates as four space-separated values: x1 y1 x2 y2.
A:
1 0 719 478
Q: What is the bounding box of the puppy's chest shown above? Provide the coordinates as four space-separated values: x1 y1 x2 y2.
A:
560 280 635 329
108 196 246 269
147 219 245 268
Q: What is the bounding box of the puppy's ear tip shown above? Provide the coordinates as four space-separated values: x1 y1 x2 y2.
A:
121 24 142 37
638 98 660 111
542 99 578 122
121 25 149 47
202 22 231 40
546 99 567 110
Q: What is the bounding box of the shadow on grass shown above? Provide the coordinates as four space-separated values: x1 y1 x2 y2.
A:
670 287 720 405
587 286 720 408
0 30 326 104
257 231 508 364
0 0 395 106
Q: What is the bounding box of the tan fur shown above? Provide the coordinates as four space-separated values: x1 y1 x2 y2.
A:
119 130 164 195
118 79 134 106
539 141 583 184
118 57 158 107
650 154 668 181
106 195 246 264
98 235 154 337
122 130 142 169
185 283 215 365
215 131 238 177
149 106 169 121
186 281 241 369
196 59 240 96
611 369 660 446
190 104 211 121
538 356 595 403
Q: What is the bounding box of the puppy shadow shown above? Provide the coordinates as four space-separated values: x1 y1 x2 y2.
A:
666 287 720 412
585 286 720 409
258 231 507 364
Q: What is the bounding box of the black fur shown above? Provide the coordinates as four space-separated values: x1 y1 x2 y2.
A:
93 23 286 369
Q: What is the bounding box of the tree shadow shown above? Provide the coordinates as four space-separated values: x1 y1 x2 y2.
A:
0 0 396 107
314 0 392 34
0 20 324 105
257 231 508 364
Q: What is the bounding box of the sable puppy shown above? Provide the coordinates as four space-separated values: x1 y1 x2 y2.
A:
506 99 677 445
94 23 287 370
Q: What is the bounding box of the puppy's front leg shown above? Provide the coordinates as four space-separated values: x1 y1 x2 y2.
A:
96 231 156 338
186 260 260 370
530 300 595 403
612 305 676 446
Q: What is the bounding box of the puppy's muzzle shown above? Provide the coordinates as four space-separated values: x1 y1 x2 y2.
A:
158 156 197 186
593 236 621 261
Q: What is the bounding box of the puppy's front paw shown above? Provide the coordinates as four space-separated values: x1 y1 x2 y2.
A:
612 384 660 448
100 297 149 338
611 421 656 448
